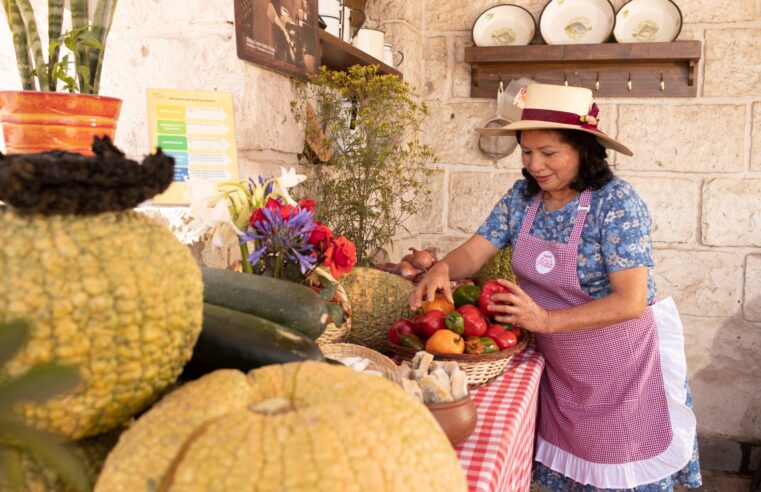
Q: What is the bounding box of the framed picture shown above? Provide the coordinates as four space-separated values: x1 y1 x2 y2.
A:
234 0 320 79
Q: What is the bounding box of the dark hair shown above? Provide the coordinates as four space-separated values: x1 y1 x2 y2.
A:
516 129 614 198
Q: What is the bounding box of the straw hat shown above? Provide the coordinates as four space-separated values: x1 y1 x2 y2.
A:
475 83 633 156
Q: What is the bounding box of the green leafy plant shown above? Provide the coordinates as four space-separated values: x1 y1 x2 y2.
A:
0 320 88 492
2 0 118 94
292 65 435 266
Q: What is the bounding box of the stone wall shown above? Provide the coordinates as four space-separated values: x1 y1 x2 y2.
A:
1 0 759 445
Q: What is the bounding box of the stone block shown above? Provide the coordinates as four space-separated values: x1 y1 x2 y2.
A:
382 22 424 95
366 0 423 27
705 29 761 97
703 179 761 247
682 313 761 442
426 0 497 32
751 103 761 172
400 170 446 235
448 171 522 233
452 35 472 99
423 36 449 101
743 255 761 321
617 104 745 173
680 0 757 23
653 249 742 317
624 176 699 244
424 101 501 166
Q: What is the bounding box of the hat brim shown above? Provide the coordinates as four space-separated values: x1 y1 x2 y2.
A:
475 120 633 157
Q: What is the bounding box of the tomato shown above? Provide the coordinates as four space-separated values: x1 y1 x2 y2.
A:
478 279 511 319
485 324 518 350
387 318 416 345
421 294 455 316
414 310 446 339
455 304 488 337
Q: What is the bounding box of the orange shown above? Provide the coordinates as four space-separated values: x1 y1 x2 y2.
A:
421 294 455 316
425 329 465 355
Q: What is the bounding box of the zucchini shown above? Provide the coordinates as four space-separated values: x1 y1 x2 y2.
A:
201 267 328 340
183 303 325 379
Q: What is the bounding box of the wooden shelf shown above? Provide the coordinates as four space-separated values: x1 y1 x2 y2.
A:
464 41 701 98
318 29 402 78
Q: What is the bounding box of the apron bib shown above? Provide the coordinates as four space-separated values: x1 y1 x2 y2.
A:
512 190 696 488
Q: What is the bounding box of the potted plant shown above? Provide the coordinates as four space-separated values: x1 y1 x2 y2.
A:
0 0 120 155
292 65 435 266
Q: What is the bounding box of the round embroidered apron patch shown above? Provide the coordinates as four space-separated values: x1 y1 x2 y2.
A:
535 250 556 274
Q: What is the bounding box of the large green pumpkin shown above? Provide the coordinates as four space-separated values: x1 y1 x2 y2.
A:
0 140 203 440
96 362 468 491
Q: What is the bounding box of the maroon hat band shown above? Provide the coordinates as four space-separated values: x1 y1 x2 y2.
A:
519 102 601 133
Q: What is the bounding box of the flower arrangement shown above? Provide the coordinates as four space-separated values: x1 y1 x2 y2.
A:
188 167 357 325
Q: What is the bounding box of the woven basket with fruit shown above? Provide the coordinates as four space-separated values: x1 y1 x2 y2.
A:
386 279 528 388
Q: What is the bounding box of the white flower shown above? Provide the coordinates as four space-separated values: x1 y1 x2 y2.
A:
273 167 306 205
187 181 248 248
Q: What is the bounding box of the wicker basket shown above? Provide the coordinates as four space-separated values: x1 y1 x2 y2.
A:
320 343 401 385
386 333 529 388
310 267 352 346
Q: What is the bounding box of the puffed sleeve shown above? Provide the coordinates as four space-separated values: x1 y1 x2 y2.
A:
599 180 654 272
476 181 525 249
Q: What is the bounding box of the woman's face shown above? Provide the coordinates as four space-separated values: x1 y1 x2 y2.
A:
519 129 580 195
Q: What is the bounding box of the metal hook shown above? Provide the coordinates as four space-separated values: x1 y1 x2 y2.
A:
660 71 665 92
627 72 632 92
563 72 569 86
594 72 600 92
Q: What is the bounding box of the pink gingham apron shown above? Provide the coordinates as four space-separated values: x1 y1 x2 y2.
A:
511 189 694 488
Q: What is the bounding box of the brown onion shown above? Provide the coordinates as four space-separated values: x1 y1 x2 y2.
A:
375 262 397 273
394 261 419 281
407 248 435 271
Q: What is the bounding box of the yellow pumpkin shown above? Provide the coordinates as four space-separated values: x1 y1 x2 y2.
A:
0 208 203 440
96 361 468 492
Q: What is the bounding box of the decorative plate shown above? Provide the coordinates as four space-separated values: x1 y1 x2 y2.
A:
613 0 682 43
472 4 536 47
539 0 615 45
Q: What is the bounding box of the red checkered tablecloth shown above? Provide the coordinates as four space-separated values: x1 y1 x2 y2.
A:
456 343 546 492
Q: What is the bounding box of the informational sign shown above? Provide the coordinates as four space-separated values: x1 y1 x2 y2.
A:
147 89 239 204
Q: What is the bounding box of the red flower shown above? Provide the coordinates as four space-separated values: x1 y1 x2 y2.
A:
299 199 316 213
308 221 334 254
279 204 296 220
323 236 357 279
250 207 266 226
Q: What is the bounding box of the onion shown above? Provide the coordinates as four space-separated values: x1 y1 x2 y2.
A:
375 262 397 273
407 248 435 271
394 261 419 281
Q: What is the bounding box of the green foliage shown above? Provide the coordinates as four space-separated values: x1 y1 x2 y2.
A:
0 320 89 492
293 65 435 266
1 0 118 94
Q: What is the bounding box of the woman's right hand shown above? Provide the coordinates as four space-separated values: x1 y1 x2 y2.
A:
409 261 453 310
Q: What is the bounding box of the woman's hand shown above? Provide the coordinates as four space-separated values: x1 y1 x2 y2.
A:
409 262 452 310
487 279 552 333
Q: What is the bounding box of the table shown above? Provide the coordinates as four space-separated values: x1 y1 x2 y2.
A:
456 344 545 492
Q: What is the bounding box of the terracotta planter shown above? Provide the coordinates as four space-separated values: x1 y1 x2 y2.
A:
0 91 122 155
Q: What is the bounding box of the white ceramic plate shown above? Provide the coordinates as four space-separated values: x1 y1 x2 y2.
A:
539 0 615 45
614 0 682 43
472 5 536 47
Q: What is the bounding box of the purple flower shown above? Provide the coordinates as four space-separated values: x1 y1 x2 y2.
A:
240 206 317 275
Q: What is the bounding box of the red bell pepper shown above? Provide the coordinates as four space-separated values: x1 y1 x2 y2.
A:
388 319 416 345
455 304 488 337
485 324 518 350
414 310 446 339
478 279 511 319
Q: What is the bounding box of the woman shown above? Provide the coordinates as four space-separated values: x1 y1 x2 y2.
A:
410 83 701 491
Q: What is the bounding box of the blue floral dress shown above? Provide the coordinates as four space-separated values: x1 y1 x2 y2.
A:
476 177 702 491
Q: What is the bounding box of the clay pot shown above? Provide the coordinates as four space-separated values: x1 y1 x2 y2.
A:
0 91 122 155
426 395 478 445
